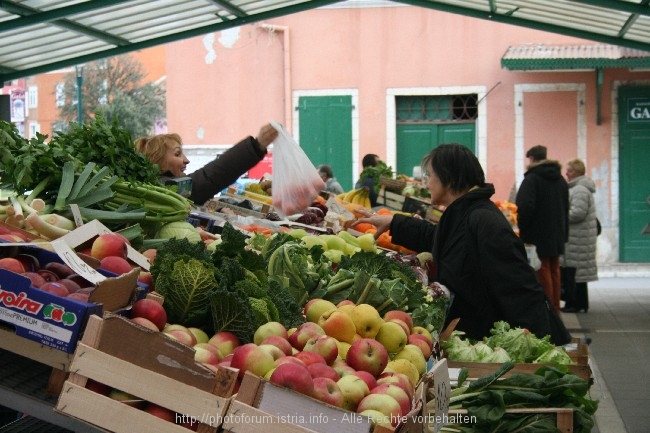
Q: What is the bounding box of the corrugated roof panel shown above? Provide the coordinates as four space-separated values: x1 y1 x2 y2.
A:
3 0 650 83
501 43 650 71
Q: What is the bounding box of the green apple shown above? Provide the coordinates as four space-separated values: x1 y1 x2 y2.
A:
337 374 370 411
374 321 408 354
393 344 427 376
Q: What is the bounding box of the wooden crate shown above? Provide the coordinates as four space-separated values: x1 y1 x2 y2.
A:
376 187 405 211
221 372 423 433
55 315 238 433
424 360 573 433
447 408 573 433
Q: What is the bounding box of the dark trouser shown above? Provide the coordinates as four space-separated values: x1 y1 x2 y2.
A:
561 266 577 307
537 256 561 312
561 266 589 311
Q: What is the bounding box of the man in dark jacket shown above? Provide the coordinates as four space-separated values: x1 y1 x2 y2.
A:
516 145 569 312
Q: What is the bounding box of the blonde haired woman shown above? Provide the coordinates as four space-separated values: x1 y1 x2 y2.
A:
135 124 277 205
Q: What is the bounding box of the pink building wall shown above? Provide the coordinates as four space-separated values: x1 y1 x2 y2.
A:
164 5 648 206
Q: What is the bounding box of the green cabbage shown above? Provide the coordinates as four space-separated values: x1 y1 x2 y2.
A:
156 221 201 242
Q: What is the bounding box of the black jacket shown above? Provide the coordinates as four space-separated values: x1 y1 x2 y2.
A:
391 184 553 341
515 160 569 257
175 136 266 205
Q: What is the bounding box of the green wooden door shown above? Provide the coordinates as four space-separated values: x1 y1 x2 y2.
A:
396 123 475 176
618 86 650 262
298 96 353 190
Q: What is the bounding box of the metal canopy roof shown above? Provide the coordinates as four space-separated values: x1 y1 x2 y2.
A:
502 43 650 70
2 0 650 84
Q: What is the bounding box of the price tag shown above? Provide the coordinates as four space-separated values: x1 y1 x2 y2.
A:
51 238 107 284
429 358 450 433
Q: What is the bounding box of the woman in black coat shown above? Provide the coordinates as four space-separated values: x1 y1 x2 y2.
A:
353 144 569 344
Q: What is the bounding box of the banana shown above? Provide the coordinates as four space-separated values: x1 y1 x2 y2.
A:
344 188 362 203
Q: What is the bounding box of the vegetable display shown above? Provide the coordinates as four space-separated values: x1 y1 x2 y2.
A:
438 362 598 433
442 321 574 364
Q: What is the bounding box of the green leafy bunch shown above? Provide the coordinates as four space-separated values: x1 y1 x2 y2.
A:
358 160 393 192
444 362 598 433
0 115 160 198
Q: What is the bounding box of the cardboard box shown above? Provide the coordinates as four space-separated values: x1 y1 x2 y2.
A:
56 315 237 433
0 220 147 354
221 372 424 433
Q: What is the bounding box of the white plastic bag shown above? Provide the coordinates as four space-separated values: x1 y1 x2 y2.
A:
269 121 325 217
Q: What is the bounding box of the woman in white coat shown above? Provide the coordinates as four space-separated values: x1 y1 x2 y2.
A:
561 159 598 313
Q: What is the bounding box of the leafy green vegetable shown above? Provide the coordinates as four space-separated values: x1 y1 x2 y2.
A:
155 258 218 328
357 160 393 193
444 363 598 433
485 321 555 363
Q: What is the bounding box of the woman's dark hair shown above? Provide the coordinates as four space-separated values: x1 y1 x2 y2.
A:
318 164 334 178
422 144 485 193
361 154 379 168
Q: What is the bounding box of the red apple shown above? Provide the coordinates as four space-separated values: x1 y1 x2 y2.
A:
293 350 327 367
164 329 196 346
260 335 293 356
0 257 26 274
141 248 157 264
370 383 411 417
312 377 344 407
408 333 434 359
39 281 70 297
90 233 129 260
194 346 221 366
230 343 275 379
269 363 314 397
383 310 414 333
346 338 389 377
288 322 325 351
253 321 288 345
302 335 339 365
21 271 46 287
194 342 222 360
376 372 415 399
99 256 133 275
143 402 175 422
130 316 160 331
307 363 340 381
208 331 241 357
86 379 111 396
137 271 153 289
131 298 167 331
353 370 378 391
331 359 356 378
188 327 210 344
258 344 286 361
357 393 402 426
275 356 306 368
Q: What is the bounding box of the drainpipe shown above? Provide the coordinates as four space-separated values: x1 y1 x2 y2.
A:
259 24 292 133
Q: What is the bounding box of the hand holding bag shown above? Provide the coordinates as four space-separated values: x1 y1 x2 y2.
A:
269 121 325 217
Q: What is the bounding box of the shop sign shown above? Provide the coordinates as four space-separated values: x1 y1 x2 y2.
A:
627 97 650 122
10 88 25 123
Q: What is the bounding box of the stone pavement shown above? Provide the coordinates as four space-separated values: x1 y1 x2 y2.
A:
560 276 650 433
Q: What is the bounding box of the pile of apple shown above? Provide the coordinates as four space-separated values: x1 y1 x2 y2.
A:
221 300 433 428
0 232 153 302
